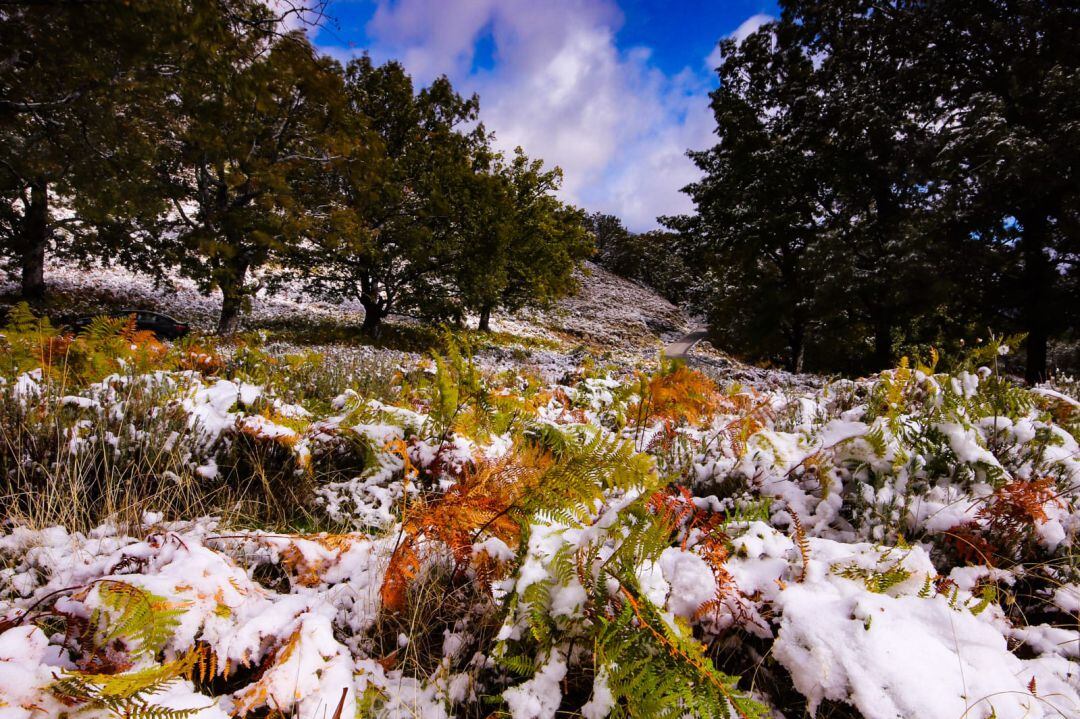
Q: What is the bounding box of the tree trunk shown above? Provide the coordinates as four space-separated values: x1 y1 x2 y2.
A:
478 304 492 332
1020 210 1051 384
1025 325 1048 385
786 324 805 374
217 256 249 336
20 180 48 302
873 317 893 371
360 296 384 336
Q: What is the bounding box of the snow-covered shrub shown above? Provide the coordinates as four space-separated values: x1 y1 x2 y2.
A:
1 341 1078 719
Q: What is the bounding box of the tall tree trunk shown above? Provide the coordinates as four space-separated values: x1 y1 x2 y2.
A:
1025 324 1048 385
478 304 492 332
1020 210 1051 384
786 323 805 374
873 316 893 371
217 256 249 336
360 296 384 336
20 180 48 302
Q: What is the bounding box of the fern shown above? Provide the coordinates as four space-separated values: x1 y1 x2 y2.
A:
52 649 204 719
790 511 810 582
90 581 186 659
492 482 763 719
834 561 912 594
4 301 53 334
596 586 766 719
967 584 997 616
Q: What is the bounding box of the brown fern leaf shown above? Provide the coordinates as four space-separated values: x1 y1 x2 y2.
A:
380 449 554 613
233 629 301 716
647 486 725 550
176 344 224 375
633 366 724 427
35 334 73 372
951 477 1065 564
790 511 810 582
980 477 1060 526
648 487 736 619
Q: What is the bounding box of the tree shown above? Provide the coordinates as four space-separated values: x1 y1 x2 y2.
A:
784 0 948 371
924 0 1080 381
301 57 485 335
584 214 691 304
0 0 185 301
674 0 1079 377
665 19 829 372
465 149 592 332
160 23 352 334
586 212 634 276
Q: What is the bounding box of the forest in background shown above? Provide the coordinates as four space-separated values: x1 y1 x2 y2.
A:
593 0 1079 382
3 0 1078 379
1 0 592 336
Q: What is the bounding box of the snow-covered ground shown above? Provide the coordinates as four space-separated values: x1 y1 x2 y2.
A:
1 260 821 392
1 340 1077 718
0 261 684 350
2 264 1077 718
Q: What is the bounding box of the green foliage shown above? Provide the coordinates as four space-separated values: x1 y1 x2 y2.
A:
519 425 658 524
596 592 766 719
52 651 203 719
428 334 485 436
586 212 691 304
0 0 184 297
163 23 356 334
665 1 1080 379
723 497 773 528
90 581 185 659
834 561 912 594
299 58 591 335
48 581 195 717
489 450 763 719
464 149 594 326
3 301 48 334
1 304 165 384
968 585 997 616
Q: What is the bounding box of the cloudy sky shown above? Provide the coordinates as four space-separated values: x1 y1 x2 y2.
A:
312 1 777 231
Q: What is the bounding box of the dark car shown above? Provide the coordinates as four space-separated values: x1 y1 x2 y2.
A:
68 309 191 340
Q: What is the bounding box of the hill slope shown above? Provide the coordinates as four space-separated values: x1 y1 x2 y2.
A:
1 260 688 351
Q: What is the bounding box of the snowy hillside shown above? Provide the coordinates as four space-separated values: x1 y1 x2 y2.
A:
0 260 689 352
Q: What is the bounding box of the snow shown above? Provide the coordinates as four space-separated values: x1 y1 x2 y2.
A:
502 650 567 719
1053 584 1080 614
580 670 614 719
658 547 717 619
771 537 1079 719
3 272 1080 718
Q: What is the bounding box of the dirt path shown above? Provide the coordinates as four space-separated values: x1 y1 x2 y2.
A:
664 325 709 359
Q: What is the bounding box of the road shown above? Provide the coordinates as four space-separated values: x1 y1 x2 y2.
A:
664 325 709 359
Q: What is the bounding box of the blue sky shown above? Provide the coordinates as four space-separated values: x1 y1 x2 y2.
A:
312 1 778 230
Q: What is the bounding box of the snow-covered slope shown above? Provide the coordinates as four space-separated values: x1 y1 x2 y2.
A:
493 261 689 350
1 260 689 351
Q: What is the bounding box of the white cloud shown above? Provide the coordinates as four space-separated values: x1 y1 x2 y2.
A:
730 12 774 44
318 1 765 231
705 12 774 73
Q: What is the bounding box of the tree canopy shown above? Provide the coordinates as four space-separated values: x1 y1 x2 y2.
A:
662 0 1080 380
0 1 592 335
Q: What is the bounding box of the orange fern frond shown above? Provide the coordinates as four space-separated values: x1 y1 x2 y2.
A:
380 448 554 613
633 366 723 427
790 511 810 582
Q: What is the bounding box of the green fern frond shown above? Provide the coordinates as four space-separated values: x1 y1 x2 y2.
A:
92 581 186 658
833 561 912 594
595 587 766 719
4 301 55 335
52 650 204 719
